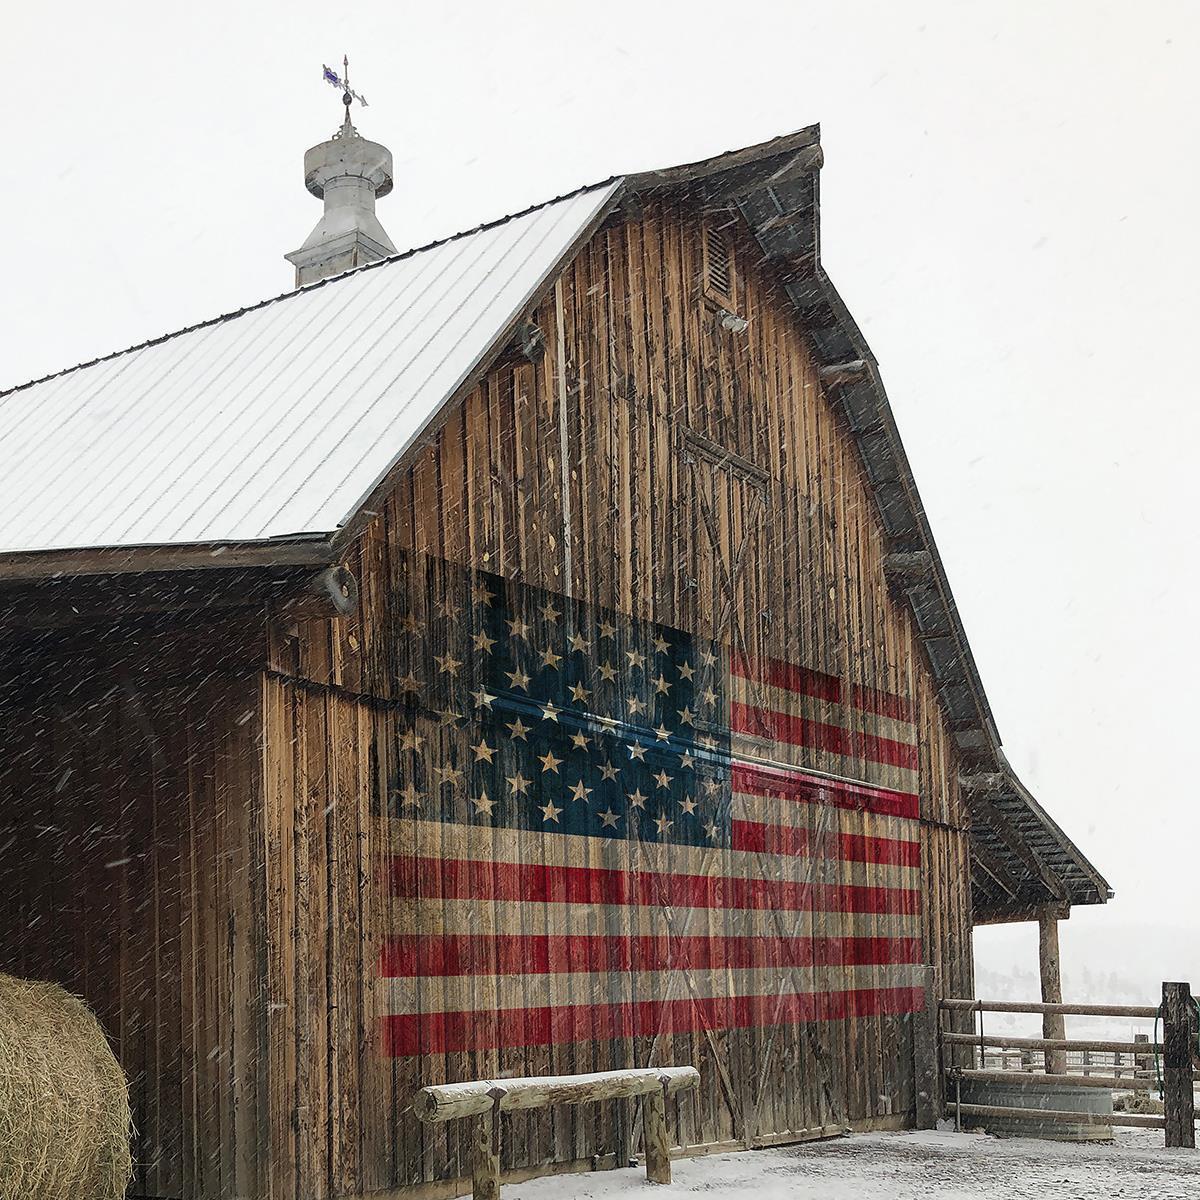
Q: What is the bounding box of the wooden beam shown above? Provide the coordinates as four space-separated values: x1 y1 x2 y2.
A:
952 727 993 757
968 795 1069 902
642 1087 671 1185
959 771 1008 793
951 1069 1152 1091
1163 981 1197 1148
0 567 313 631
1038 907 1068 1073
755 206 809 234
472 1105 501 1200
973 902 1073 926
0 537 335 583
818 359 870 387
766 143 824 182
940 998 1153 1019
949 1102 1163 1130
970 843 1025 901
883 550 935 586
943 1032 1160 1055
414 1067 699 1123
276 565 359 620
912 965 939 1129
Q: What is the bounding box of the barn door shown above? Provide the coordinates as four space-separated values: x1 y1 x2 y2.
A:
677 428 848 1147
669 429 768 1147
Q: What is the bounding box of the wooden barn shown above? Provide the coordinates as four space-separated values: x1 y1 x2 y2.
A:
0 120 1110 1199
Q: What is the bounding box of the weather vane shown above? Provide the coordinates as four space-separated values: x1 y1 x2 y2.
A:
322 55 368 110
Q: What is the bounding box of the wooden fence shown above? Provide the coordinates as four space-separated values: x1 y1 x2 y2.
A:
933 982 1198 1147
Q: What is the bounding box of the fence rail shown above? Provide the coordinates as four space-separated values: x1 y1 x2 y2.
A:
939 999 1160 1019
943 1032 1159 1055
953 1068 1152 1091
975 1047 1194 1081
951 1102 1165 1130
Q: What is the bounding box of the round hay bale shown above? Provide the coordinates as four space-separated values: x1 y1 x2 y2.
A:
0 974 132 1199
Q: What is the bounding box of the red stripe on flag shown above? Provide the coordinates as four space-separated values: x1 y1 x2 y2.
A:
730 652 913 723
731 818 921 866
387 855 922 916
731 701 919 771
733 761 920 821
379 933 925 977
730 652 843 703
381 986 927 1055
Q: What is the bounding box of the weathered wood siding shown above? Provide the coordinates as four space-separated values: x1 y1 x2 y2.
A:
0 619 268 1200
263 196 974 1196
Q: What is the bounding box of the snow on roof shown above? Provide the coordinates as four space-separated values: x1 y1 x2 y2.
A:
0 181 620 555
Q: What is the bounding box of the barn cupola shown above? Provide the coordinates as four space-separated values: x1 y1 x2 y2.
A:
285 62 397 287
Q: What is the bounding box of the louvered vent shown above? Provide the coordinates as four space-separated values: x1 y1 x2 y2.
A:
704 225 733 299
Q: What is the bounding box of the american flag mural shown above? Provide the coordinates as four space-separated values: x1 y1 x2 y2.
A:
381 553 924 1061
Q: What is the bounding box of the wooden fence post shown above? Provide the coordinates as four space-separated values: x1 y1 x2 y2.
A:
472 1093 502 1200
913 965 939 1128
643 1083 671 1184
1162 981 1196 1149
1134 1032 1151 1083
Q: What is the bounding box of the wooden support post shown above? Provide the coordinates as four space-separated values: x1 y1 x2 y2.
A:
1038 906 1068 1074
471 1104 501 1200
1162 981 1196 1149
913 964 939 1128
643 1085 671 1184
1134 1032 1151 1084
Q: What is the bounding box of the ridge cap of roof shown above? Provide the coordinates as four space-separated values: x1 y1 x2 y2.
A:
626 123 821 189
0 175 622 403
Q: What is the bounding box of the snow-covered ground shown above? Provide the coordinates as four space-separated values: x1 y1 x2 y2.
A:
507 1130 1200 1200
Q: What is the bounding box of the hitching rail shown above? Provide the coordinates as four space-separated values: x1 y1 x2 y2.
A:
414 1067 700 1199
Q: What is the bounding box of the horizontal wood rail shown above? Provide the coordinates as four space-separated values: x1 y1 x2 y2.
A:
940 997 1159 1019
942 1032 1161 1055
413 1068 700 1199
948 1102 1167 1130
951 1068 1152 1091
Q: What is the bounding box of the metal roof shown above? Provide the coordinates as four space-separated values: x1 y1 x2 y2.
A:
0 181 619 555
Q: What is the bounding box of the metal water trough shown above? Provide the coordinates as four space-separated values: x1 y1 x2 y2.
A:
958 1076 1114 1142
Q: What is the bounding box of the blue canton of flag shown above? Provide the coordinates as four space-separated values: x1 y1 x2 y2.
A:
390 555 732 850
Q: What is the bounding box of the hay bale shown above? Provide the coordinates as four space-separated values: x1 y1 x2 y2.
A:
0 974 132 1199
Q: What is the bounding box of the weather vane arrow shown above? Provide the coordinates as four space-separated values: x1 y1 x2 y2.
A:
322 55 368 108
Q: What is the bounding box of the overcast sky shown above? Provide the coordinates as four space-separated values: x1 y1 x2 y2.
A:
4 1 1197 995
